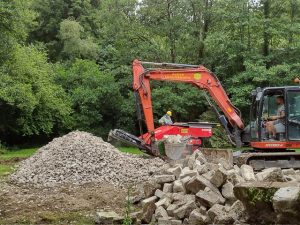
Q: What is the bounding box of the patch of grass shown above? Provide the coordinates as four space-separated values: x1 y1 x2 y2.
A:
0 164 14 176
38 211 94 225
0 148 38 160
118 147 143 155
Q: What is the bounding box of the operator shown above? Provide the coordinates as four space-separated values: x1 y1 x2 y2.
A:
293 77 300 85
159 111 173 125
266 96 285 139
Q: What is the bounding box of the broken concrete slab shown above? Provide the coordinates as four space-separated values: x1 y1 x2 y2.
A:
188 208 207 225
167 166 182 179
163 183 173 193
240 165 256 181
173 180 185 193
196 190 225 207
173 200 197 219
155 197 171 208
155 206 169 219
256 167 285 182
186 175 221 196
95 211 123 224
155 175 176 184
222 181 236 202
144 181 161 198
155 189 166 199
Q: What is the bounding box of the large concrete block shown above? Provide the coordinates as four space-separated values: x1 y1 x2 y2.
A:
188 209 207 225
256 167 285 182
167 166 182 179
155 175 176 184
196 190 225 207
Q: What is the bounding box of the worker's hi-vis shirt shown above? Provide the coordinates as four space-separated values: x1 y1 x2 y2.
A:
159 115 173 125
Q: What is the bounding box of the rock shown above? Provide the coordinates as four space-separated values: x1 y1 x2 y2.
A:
173 200 197 219
167 166 182 179
155 206 169 219
141 200 156 223
186 175 221 195
95 211 123 224
181 176 191 187
196 152 207 164
155 189 166 199
172 194 195 207
196 190 225 207
195 164 208 174
144 181 161 198
155 197 171 208
166 204 178 217
141 196 157 208
207 204 226 221
234 165 241 175
155 175 176 184
282 168 296 176
188 155 196 170
227 172 245 185
188 209 207 225
179 169 198 179
240 165 255 181
256 167 285 182
173 180 185 193
228 200 245 221
222 181 236 202
157 218 183 225
163 183 173 193
272 186 300 224
203 168 226 188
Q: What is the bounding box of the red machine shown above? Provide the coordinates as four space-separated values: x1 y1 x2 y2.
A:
109 60 300 169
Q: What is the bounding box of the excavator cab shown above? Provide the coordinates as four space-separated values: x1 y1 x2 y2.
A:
249 86 300 149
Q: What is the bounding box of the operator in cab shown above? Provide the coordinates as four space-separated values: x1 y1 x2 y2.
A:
266 96 285 140
159 111 173 125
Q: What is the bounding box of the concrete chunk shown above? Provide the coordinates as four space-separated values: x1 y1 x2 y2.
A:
166 204 178 217
196 190 225 207
188 209 207 225
155 197 171 208
144 181 161 197
155 175 176 184
141 196 157 207
173 201 197 219
240 165 256 181
222 181 236 202
186 175 221 195
167 166 182 179
155 206 168 219
173 180 185 193
155 189 166 199
163 183 173 193
256 167 285 182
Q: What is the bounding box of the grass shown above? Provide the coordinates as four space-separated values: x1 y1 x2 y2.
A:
0 164 14 176
0 148 38 160
118 146 143 155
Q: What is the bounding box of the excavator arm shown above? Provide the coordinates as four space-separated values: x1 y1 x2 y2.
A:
132 59 245 147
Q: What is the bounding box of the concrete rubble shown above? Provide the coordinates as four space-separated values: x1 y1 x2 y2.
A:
132 150 300 225
9 131 164 187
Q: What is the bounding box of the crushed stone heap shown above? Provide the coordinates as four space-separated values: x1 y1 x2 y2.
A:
10 131 164 187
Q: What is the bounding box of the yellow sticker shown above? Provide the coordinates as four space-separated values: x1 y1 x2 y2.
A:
193 73 202 80
227 107 233 113
181 129 189 134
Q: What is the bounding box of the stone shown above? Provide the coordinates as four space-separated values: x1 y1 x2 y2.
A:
272 187 300 224
181 176 191 187
155 197 171 208
163 183 173 193
222 181 236 202
141 196 157 208
196 152 207 164
196 190 225 207
173 180 185 193
256 167 285 182
155 189 166 199
186 175 221 195
155 175 176 184
227 172 245 185
157 218 183 225
282 168 296 176
203 168 226 188
179 169 198 179
173 200 197 219
240 165 255 181
141 200 156 224
188 155 196 170
166 204 178 217
195 164 208 174
188 209 207 225
207 204 226 221
234 165 241 175
155 206 169 219
95 211 123 224
144 181 161 198
171 220 182 225
228 200 245 221
167 166 182 179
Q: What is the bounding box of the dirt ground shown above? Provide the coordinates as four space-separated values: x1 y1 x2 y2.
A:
0 179 128 224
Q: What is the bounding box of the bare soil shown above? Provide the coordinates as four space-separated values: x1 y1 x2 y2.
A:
0 180 128 224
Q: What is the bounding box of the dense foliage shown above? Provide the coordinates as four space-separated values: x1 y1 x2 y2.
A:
1 0 300 145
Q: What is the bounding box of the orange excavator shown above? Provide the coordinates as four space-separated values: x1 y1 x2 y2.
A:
109 60 300 169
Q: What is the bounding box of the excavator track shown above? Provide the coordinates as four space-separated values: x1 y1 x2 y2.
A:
233 150 300 171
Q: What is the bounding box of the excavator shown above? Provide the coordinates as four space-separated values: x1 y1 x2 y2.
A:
109 59 300 170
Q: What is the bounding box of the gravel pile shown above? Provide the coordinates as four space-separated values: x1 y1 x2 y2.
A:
10 131 164 187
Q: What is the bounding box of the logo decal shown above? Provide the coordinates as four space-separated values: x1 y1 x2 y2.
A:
194 73 202 80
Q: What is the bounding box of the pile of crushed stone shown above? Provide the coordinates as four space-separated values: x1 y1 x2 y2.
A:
10 131 164 187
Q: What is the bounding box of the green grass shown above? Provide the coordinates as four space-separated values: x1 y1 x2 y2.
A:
118 147 143 155
0 148 38 160
0 164 14 176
